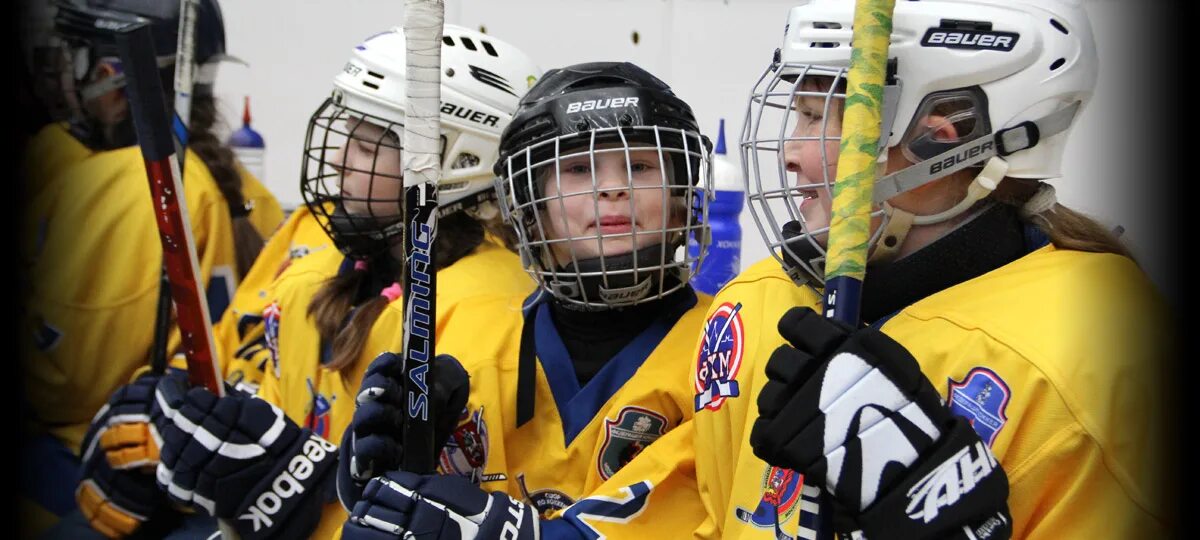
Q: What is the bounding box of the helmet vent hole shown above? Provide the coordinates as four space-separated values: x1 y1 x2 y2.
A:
1050 58 1066 71
1050 19 1069 35
811 42 840 48
367 70 384 79
452 153 481 170
813 22 842 29
461 37 478 51
482 41 499 57
443 36 455 46
362 81 380 90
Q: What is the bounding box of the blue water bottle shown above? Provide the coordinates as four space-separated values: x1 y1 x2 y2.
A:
690 118 744 295
227 95 266 181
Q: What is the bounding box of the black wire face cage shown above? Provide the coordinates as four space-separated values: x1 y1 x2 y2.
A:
496 125 713 309
301 97 406 261
741 63 890 285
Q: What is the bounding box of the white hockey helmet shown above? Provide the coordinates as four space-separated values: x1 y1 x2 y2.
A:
301 25 542 260
742 0 1097 284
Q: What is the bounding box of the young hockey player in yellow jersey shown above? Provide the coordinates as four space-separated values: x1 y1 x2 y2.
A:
108 26 543 539
335 61 718 540
542 1 1174 539
24 1 282 537
20 0 261 467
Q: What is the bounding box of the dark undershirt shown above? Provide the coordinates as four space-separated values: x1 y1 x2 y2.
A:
549 287 690 386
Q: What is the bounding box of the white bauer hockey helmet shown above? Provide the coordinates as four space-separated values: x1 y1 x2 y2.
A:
301 25 542 260
742 0 1097 285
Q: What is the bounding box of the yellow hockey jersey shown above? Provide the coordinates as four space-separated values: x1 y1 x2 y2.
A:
237 165 285 244
22 145 240 452
21 123 92 267
256 237 533 539
559 246 1174 539
212 205 330 392
428 287 711 530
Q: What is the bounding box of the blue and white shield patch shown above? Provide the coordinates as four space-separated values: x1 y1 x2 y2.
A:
948 367 1011 447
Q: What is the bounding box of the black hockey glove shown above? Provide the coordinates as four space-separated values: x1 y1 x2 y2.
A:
77 371 183 538
336 352 471 510
750 307 1011 539
152 375 336 539
342 471 539 540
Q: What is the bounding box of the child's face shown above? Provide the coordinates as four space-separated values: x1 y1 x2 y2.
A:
330 118 403 220
540 145 677 263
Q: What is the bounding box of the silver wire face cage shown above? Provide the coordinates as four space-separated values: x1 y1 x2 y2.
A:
300 97 406 260
741 62 890 286
497 125 713 309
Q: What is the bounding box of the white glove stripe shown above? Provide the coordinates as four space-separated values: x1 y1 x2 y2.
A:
82 430 102 463
89 404 112 426
377 477 484 537
821 358 911 456
157 464 218 515
155 389 270 460
254 401 288 448
817 354 874 410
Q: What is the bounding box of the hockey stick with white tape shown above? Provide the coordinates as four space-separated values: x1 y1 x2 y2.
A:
399 0 444 474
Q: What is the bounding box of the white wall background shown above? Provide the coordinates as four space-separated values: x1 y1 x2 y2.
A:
211 0 1173 296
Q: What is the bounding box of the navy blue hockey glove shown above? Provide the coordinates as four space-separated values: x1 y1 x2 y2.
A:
750 307 1011 540
343 472 538 540
152 375 337 539
77 371 183 538
337 352 470 510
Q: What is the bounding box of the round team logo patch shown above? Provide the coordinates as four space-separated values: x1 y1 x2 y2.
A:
694 302 744 412
948 367 1011 447
597 407 668 480
517 473 575 516
734 466 805 540
438 406 490 483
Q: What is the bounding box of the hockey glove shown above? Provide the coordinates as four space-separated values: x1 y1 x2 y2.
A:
152 375 337 539
77 371 182 538
750 307 1011 539
337 352 470 510
343 472 538 540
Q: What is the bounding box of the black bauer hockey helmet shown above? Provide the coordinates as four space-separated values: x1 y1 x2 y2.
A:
493 62 712 207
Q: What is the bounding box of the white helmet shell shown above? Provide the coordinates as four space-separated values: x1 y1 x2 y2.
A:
781 0 1097 178
332 25 542 203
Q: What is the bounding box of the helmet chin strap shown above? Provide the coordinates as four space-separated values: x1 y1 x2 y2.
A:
871 157 1007 263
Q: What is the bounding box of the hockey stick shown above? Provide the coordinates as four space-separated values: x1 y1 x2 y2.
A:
399 0 444 474
112 19 223 397
150 0 200 375
822 0 895 325
115 16 241 540
807 1 895 535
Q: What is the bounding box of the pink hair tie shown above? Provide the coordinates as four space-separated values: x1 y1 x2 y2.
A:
354 260 369 271
380 282 403 302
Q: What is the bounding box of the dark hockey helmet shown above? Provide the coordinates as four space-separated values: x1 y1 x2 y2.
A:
54 0 229 78
52 0 231 148
493 62 712 207
491 62 714 309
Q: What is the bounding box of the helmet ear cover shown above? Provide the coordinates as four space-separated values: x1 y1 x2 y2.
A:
899 86 992 164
